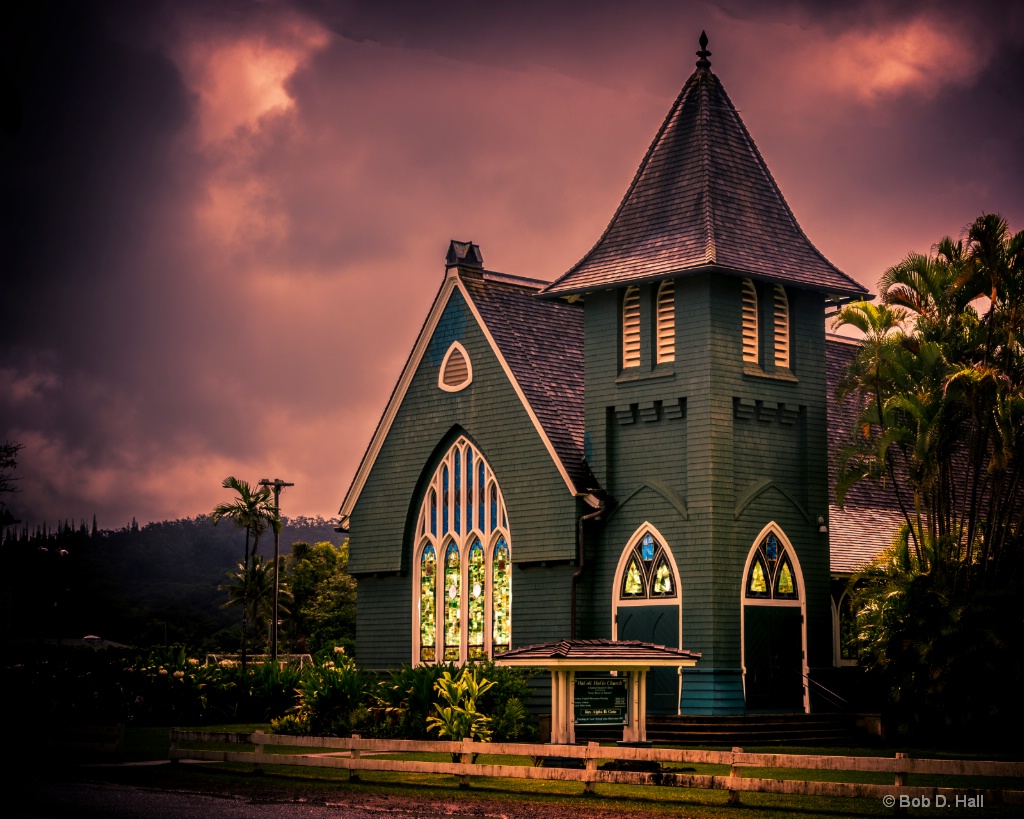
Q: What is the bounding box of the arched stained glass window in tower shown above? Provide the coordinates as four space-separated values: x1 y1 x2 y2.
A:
468 539 485 658
618 530 678 600
492 536 511 654
745 531 799 601
443 541 461 661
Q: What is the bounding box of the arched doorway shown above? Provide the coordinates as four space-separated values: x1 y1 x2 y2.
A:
740 524 808 712
612 524 681 713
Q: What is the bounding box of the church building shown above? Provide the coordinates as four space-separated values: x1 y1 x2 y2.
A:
339 35 889 715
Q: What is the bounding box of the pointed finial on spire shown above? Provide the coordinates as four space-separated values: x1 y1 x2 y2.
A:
696 30 711 70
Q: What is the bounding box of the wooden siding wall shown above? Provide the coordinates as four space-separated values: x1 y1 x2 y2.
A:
349 287 579 670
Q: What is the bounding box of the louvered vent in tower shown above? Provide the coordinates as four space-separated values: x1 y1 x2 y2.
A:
622 286 640 368
656 280 675 365
439 341 472 392
741 279 758 365
773 285 790 369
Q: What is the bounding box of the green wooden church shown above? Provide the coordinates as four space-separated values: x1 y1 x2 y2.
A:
339 35 888 715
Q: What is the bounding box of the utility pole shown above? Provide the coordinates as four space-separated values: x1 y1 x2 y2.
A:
259 478 293 661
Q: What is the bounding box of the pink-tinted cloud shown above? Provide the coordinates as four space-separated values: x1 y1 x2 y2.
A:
2 0 1022 531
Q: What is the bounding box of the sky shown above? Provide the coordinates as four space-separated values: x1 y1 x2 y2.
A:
2 0 1023 531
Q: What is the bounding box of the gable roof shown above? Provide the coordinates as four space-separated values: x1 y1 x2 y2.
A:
542 37 868 300
825 334 904 573
496 638 700 668
339 264 591 526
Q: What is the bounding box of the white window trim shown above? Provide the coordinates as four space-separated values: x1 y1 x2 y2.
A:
738 522 809 713
741 278 759 365
656 280 675 365
833 587 859 667
438 340 473 392
611 523 682 639
412 436 511 665
773 285 790 370
622 286 641 369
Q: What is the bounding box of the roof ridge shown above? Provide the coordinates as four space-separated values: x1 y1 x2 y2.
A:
699 72 716 264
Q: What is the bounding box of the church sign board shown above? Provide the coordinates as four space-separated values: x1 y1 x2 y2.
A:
574 675 628 725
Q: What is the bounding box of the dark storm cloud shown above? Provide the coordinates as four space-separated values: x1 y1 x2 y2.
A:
2 0 1022 529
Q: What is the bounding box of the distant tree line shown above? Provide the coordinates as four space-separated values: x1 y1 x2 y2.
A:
0 513 347 652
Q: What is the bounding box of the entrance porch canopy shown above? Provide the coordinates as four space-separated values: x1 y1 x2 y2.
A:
496 639 700 744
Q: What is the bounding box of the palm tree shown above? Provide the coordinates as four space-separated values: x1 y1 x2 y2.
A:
220 555 292 653
212 476 281 666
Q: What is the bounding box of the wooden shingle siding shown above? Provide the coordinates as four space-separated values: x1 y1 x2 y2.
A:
348 287 579 669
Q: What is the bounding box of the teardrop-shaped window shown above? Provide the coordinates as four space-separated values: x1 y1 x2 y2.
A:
439 342 472 391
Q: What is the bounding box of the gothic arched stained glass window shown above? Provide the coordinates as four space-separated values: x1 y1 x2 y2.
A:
745 531 798 600
618 531 678 600
414 437 512 664
468 539 485 658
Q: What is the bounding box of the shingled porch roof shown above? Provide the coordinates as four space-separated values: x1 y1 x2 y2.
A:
541 34 868 301
496 639 700 668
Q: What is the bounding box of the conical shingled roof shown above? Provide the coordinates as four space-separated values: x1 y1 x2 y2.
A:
541 35 867 299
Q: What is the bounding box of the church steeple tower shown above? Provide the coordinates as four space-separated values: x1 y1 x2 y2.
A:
562 34 843 715
542 33 866 302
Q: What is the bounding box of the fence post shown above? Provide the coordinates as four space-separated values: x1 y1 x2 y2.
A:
894 752 908 813
727 746 744 805
251 731 264 774
169 729 179 765
349 733 361 781
459 737 473 788
584 741 599 795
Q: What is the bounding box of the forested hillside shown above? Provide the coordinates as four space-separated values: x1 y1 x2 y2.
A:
1 515 343 649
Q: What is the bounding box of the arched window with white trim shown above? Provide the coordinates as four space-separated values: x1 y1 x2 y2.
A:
439 341 472 391
413 436 512 664
622 286 641 369
741 278 759 365
741 524 808 712
773 285 790 369
655 280 675 365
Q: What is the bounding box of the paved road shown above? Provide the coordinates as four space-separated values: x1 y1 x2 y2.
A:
12 780 492 818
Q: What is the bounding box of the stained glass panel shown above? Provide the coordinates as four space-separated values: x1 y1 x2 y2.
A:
493 536 511 652
442 466 450 535
641 534 655 562
468 540 485 656
478 463 486 529
622 557 645 597
652 557 674 596
419 544 436 662
443 542 461 661
765 533 778 561
490 485 497 532
454 450 461 534
466 449 474 531
776 558 796 597
747 558 768 596
430 489 437 536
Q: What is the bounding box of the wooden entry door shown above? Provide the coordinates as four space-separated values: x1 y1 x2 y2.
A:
617 604 678 713
743 605 803 711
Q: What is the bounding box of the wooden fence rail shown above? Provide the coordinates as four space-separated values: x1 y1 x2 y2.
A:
169 730 1024 806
